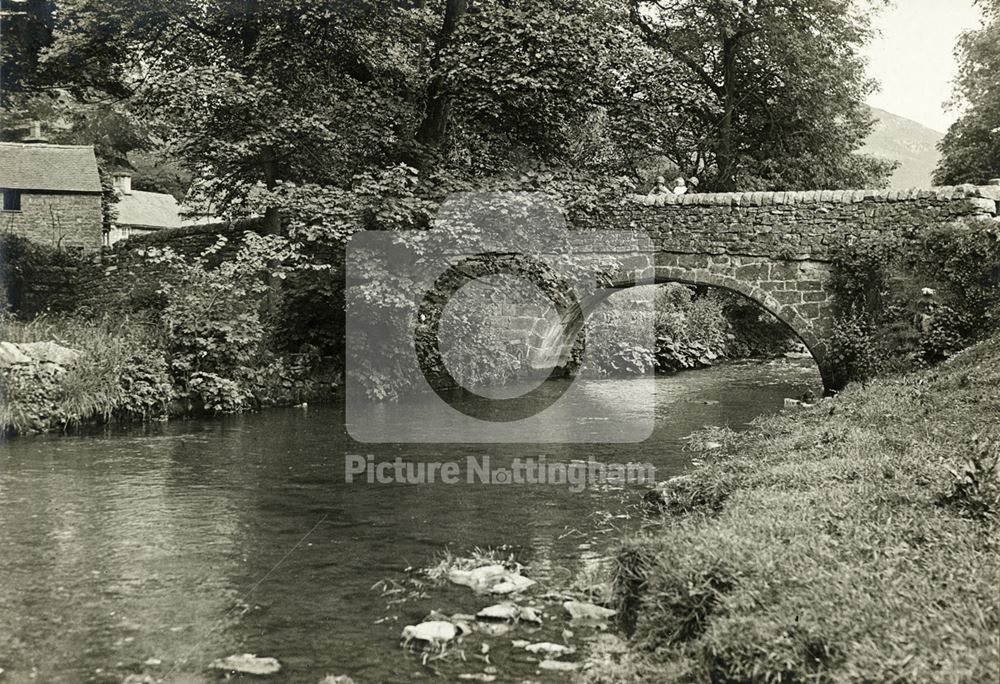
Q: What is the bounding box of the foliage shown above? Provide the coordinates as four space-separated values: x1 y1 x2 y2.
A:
938 434 1000 522
934 0 1000 185
628 0 896 191
586 333 1000 683
0 233 83 316
0 0 54 107
829 220 1000 383
146 232 323 412
827 307 885 385
653 285 729 370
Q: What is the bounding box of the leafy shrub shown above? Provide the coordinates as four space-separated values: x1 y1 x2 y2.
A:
0 234 84 316
938 436 1000 522
827 308 885 386
146 232 321 413
830 220 1000 383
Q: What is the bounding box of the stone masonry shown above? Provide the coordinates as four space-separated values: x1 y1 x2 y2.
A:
567 184 1000 391
1 192 103 251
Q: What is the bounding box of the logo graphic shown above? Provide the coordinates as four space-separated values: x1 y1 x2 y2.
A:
345 192 655 442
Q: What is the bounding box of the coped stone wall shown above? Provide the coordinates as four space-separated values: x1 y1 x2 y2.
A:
588 185 999 260
0 192 103 251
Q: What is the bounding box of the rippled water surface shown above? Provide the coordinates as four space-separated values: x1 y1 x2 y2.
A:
0 361 820 683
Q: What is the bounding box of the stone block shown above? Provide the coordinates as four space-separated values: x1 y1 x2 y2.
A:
797 302 821 318
735 263 767 280
772 290 802 305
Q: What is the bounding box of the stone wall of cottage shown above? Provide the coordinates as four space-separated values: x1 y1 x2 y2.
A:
0 192 104 251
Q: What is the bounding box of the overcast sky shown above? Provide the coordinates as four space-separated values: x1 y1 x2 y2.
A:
864 0 983 133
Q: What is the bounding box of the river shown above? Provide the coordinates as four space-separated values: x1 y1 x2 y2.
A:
0 360 820 683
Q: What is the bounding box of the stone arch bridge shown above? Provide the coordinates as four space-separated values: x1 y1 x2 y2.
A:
523 185 999 392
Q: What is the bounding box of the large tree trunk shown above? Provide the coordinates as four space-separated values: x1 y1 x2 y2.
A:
716 35 738 192
415 0 468 148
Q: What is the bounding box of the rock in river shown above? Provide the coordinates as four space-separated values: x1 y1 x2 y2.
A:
209 653 281 675
449 563 535 594
538 659 580 671
401 620 460 648
523 641 576 656
563 600 617 621
476 602 543 624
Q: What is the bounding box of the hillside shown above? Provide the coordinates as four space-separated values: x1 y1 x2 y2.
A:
862 107 944 188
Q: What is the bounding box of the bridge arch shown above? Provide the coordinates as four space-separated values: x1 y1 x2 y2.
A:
583 268 836 392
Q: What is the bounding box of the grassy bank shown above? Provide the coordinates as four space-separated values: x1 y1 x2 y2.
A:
0 315 335 435
587 335 1000 682
0 316 172 433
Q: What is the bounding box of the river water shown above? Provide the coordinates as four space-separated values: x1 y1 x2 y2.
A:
0 360 820 683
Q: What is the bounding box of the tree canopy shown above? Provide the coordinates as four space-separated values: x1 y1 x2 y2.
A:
2 0 896 227
629 0 895 191
934 0 1000 186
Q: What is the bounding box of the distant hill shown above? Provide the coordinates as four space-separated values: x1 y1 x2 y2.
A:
861 107 944 189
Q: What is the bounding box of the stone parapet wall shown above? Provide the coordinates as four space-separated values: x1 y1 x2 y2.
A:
573 185 999 262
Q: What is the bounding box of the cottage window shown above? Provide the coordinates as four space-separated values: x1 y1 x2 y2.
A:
2 188 21 211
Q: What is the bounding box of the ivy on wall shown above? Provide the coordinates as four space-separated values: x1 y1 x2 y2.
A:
829 219 1000 384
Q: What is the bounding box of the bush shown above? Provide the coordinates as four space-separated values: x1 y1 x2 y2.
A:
830 220 1000 383
0 234 84 316
0 314 171 432
147 232 320 413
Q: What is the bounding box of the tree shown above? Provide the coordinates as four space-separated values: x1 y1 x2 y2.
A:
0 0 55 108
629 0 895 191
934 0 1000 185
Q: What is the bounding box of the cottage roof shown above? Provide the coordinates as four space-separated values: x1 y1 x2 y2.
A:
0 143 102 193
115 190 211 230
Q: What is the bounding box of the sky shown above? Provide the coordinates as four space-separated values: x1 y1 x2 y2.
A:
864 0 984 133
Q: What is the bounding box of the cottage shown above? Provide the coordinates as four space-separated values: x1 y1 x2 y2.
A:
0 126 104 251
106 172 212 246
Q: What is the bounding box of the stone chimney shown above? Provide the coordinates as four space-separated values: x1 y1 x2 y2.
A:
113 172 133 195
23 120 48 143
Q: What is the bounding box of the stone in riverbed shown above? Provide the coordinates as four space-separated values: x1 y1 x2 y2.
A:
448 564 508 592
209 653 281 675
538 659 580 671
476 602 543 624
523 642 576 656
318 676 356 684
401 620 460 648
490 573 535 595
563 600 616 621
449 564 535 595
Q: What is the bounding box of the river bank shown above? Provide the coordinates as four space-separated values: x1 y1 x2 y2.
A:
582 334 1000 682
